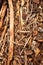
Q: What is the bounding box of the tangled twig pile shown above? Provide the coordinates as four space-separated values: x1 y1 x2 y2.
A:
0 0 43 65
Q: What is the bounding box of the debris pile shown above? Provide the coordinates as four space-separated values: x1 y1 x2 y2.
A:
0 0 43 65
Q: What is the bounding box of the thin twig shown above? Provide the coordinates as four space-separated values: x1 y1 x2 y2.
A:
24 50 27 65
7 0 14 65
20 35 31 55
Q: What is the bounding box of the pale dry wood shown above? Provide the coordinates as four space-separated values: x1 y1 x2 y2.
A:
0 34 7 65
1 5 7 21
15 57 21 65
7 0 14 65
8 40 23 46
16 1 22 30
20 35 31 55
17 30 30 33
3 56 7 65
0 3 6 16
24 50 27 65
13 60 17 65
34 48 40 57
1 34 6 54
0 4 7 29
20 0 24 27
1 9 9 40
20 7 24 27
1 26 7 40
16 0 20 18
26 0 29 13
21 0 24 6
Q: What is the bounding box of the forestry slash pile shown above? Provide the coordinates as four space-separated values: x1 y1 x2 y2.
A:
0 0 43 65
